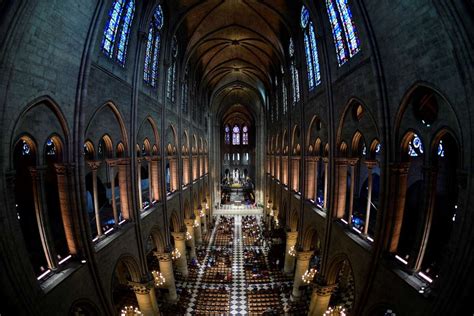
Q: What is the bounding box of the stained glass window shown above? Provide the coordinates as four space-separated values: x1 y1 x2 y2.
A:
224 125 230 144
325 0 360 66
437 140 445 157
101 0 135 66
45 139 56 156
167 37 178 103
243 126 249 145
22 140 31 156
144 5 164 87
408 134 424 157
289 39 300 105
301 6 321 91
281 66 288 115
232 125 240 145
335 0 360 57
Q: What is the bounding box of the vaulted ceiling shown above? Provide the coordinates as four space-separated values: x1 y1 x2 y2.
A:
173 0 299 121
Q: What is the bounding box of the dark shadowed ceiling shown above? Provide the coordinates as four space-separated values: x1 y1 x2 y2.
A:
173 0 299 121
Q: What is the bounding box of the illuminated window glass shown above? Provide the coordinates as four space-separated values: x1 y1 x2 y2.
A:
325 0 360 66
437 140 445 157
243 126 249 145
167 37 178 102
232 125 240 145
301 6 321 91
101 0 135 66
224 125 230 144
289 39 300 105
408 134 424 157
144 5 164 87
45 139 56 156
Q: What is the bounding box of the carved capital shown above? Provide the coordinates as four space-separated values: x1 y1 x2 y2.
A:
87 160 101 170
286 231 298 241
313 283 337 296
171 231 186 241
128 281 153 294
365 160 378 169
53 163 68 175
389 162 410 174
154 251 172 262
184 219 194 227
322 157 329 164
347 158 359 166
296 250 313 261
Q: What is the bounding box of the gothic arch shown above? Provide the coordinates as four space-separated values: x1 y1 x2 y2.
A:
148 226 166 253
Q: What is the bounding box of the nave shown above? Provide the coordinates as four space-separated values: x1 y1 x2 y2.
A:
157 213 311 315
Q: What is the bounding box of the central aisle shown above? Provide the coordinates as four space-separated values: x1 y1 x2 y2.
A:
172 213 308 315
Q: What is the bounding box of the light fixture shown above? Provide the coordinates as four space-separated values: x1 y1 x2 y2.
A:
288 245 296 257
185 231 192 241
323 306 346 316
151 270 166 287
193 220 199 228
171 248 181 260
302 267 317 284
121 306 142 316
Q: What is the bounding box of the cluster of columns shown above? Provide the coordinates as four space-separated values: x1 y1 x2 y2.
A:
136 156 161 208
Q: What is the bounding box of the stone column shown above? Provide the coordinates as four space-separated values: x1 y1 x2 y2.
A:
313 157 320 202
276 156 281 180
291 157 301 192
334 158 348 218
172 232 188 277
347 159 358 226
306 157 316 200
29 167 58 270
411 165 438 271
151 157 160 202
364 161 377 236
54 163 77 255
154 252 177 301
106 160 119 226
169 156 178 192
308 283 337 316
128 281 159 316
146 157 153 203
292 250 313 299
386 163 410 253
87 161 102 237
182 157 190 185
194 215 203 245
284 231 298 274
184 219 196 259
192 155 198 181
118 159 131 220
137 158 143 210
282 156 289 186
201 207 208 235
323 158 329 209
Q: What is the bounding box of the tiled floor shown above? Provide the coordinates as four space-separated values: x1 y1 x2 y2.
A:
174 212 310 315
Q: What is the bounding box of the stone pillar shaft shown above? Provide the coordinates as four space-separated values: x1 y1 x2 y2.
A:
151 158 160 201
172 232 188 277
363 161 377 236
118 160 130 220
129 282 159 316
323 158 329 209
387 163 410 253
334 159 348 218
284 231 298 274
137 159 143 210
308 284 337 316
155 252 177 301
54 163 77 254
292 251 313 299
306 158 316 200
184 220 196 259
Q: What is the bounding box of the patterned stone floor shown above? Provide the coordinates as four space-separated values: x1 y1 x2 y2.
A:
173 212 310 315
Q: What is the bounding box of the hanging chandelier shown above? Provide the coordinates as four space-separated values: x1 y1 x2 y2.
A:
151 270 166 287
288 245 296 257
171 248 181 260
302 267 317 284
185 231 192 241
323 306 346 316
121 306 142 316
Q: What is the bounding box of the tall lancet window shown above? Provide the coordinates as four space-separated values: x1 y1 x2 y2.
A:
224 125 231 144
101 0 135 65
281 66 288 115
144 5 164 87
232 125 240 145
325 0 360 66
289 38 301 106
301 5 321 91
167 36 178 103
242 126 249 145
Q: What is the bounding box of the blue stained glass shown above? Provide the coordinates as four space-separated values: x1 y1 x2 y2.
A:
304 33 315 90
301 6 310 28
117 0 135 65
102 0 125 57
22 140 31 156
291 62 300 104
326 0 348 66
335 0 360 57
153 5 164 30
309 23 321 86
46 138 56 156
144 26 154 84
375 143 381 153
437 140 445 157
408 134 424 157
289 38 295 57
232 126 240 145
151 33 161 87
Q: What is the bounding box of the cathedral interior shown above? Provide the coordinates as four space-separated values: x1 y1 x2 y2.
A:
0 0 473 315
